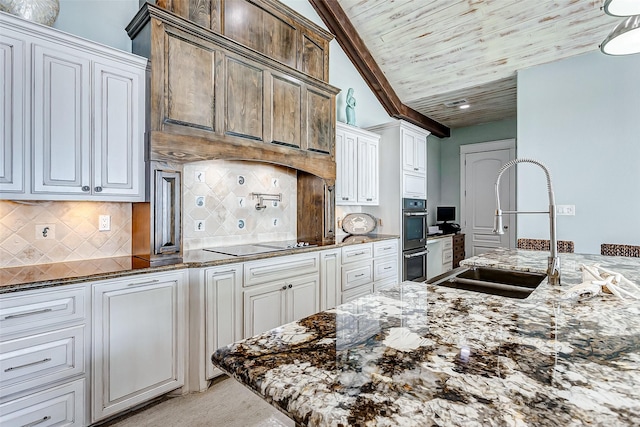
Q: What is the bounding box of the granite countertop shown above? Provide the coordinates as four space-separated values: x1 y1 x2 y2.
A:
0 234 398 293
212 249 640 426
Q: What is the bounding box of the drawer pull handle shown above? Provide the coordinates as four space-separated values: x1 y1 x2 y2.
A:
382 246 393 250
355 273 365 278
384 266 392 270
5 358 52 372
212 269 236 275
127 279 160 288
366 198 372 201
22 416 51 427
414 167 419 171
348 251 366 257
4 308 53 320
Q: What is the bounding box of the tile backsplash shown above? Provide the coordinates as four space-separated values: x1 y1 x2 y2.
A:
183 160 297 250
0 201 131 268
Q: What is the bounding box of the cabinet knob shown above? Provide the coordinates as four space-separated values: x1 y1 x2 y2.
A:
82 186 90 192
282 285 287 290
95 186 103 192
288 284 292 289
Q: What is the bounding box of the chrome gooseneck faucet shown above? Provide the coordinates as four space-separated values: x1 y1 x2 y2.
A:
493 158 560 285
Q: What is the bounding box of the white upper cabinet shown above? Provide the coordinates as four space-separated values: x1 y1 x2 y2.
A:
335 122 380 206
0 13 147 201
0 33 25 194
402 128 427 174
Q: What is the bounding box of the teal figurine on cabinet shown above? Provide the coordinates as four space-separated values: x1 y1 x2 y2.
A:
346 88 356 126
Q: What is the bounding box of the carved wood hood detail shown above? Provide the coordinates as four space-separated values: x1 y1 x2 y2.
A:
126 2 340 181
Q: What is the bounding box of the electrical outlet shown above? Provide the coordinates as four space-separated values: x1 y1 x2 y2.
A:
99 215 111 231
556 205 575 216
35 224 55 240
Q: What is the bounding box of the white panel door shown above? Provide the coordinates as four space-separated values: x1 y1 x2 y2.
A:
243 283 286 337
205 265 242 379
92 272 186 422
32 43 91 195
320 249 340 311
0 34 25 193
335 128 357 204
357 135 378 204
462 146 515 256
287 274 319 323
93 61 144 198
401 128 426 174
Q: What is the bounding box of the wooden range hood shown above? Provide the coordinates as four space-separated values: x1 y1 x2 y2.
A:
127 1 340 262
126 2 339 180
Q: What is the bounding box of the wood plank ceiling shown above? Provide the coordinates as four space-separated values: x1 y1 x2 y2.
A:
332 0 619 130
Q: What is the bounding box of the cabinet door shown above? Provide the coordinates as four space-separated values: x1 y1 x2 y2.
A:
287 274 319 323
305 87 333 154
402 128 427 174
224 55 263 141
32 42 91 195
335 128 357 204
403 170 427 199
426 240 444 280
93 61 144 199
205 265 242 379
243 282 286 337
0 34 25 194
164 32 216 133
320 249 340 310
357 136 378 204
270 72 301 148
92 271 186 422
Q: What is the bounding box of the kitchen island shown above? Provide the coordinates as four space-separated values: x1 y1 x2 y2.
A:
212 249 640 426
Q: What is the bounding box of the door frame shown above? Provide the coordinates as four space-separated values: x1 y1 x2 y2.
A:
460 139 517 252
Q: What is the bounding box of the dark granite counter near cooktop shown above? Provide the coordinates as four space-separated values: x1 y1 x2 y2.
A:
0 234 398 292
212 249 640 426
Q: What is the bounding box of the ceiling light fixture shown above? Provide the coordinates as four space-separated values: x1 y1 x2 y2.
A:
603 0 640 17
600 0 640 55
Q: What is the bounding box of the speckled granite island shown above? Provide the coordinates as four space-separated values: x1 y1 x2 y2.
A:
212 249 640 426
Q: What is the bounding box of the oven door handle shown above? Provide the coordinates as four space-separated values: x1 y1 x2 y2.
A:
404 212 428 217
404 250 429 259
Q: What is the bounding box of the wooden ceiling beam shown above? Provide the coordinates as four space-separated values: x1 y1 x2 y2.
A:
308 0 450 138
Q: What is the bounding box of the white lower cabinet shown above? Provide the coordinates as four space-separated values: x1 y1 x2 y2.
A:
426 236 453 280
0 378 85 427
204 265 242 381
91 270 187 423
243 253 320 337
340 240 399 303
320 249 340 310
244 273 319 337
0 285 88 427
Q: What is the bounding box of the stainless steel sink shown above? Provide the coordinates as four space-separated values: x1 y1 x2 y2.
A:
427 266 547 299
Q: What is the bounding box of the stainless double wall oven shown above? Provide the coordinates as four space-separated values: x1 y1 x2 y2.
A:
402 198 428 281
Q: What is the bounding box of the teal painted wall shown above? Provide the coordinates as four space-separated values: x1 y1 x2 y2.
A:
430 118 517 222
517 51 640 254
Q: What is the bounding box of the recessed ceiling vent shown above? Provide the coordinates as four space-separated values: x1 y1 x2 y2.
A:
444 98 469 107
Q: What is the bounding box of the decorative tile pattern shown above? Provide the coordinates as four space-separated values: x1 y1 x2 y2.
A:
0 201 131 267
601 243 640 257
183 160 297 250
517 238 574 253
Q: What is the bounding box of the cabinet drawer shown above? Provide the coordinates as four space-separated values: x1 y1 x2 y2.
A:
373 240 398 258
0 288 86 338
373 277 396 292
341 261 373 291
341 243 373 264
374 258 397 281
443 249 453 264
1 326 85 398
442 238 453 250
244 253 319 287
0 378 84 427
341 284 373 303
